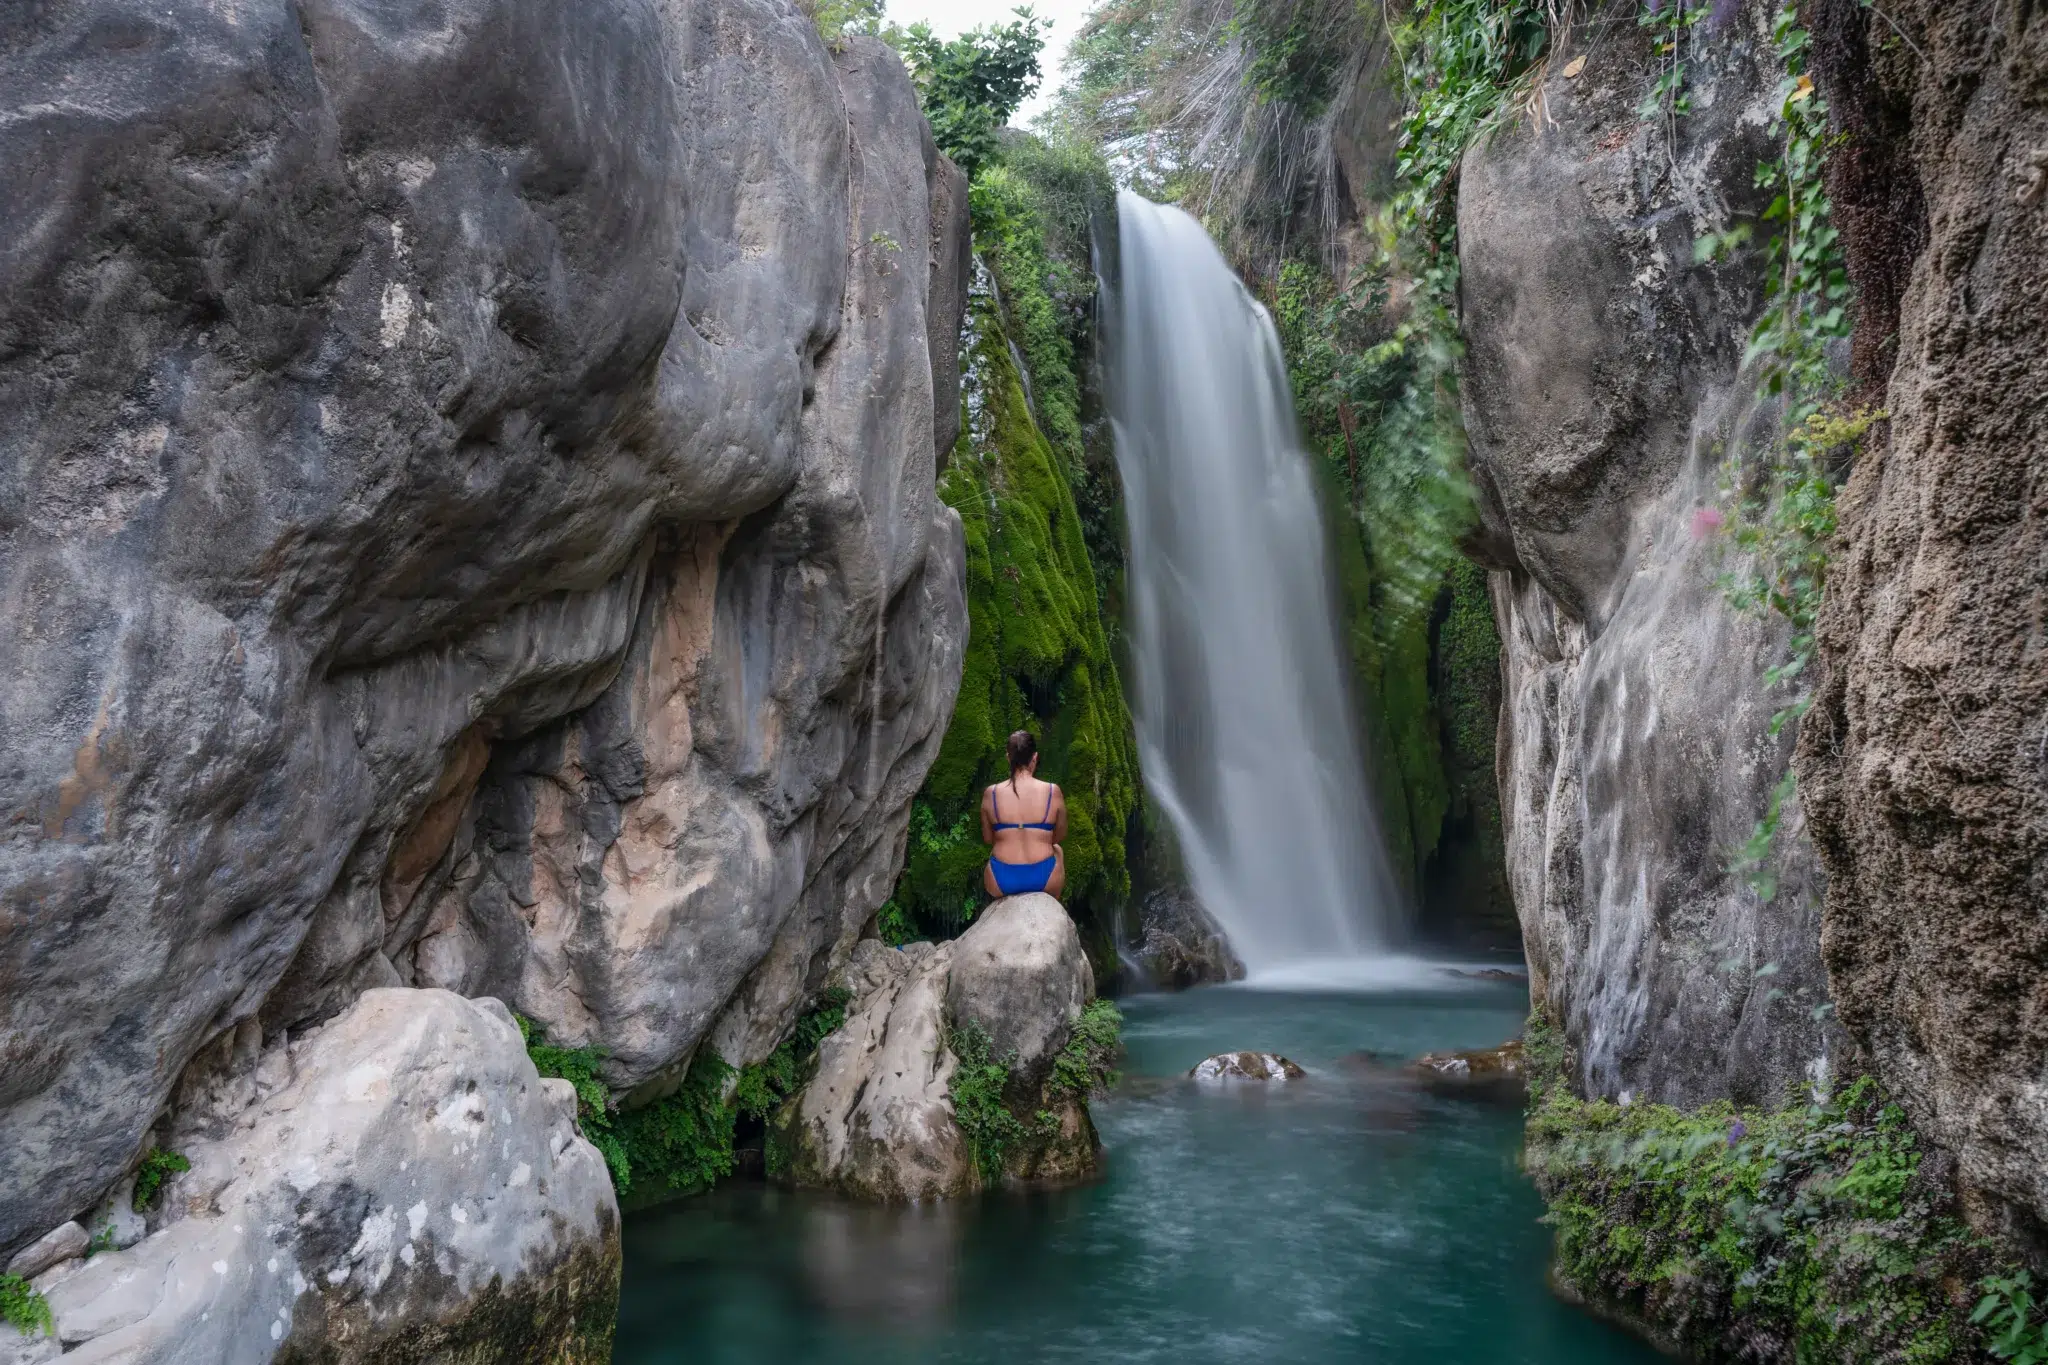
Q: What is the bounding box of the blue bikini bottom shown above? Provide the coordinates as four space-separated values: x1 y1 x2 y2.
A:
988 855 1056 896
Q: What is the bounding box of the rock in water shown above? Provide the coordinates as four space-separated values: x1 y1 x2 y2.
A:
38 989 617 1363
1408 1040 1527 1102
776 895 1101 1198
1133 888 1246 991
1190 1052 1306 1082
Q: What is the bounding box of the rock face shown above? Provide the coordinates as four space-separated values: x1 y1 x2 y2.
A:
34 990 616 1363
0 0 968 1294
1801 0 2048 1238
776 894 1098 1199
1458 4 1837 1107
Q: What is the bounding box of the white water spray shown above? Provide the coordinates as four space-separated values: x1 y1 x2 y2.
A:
1109 191 1404 975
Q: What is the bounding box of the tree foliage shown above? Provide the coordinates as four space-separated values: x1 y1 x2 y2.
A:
903 8 1050 178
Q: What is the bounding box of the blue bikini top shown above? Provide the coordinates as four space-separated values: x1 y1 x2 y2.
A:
992 785 1057 832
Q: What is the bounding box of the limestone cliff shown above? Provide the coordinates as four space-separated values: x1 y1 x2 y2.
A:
0 0 968 1339
1458 4 1838 1105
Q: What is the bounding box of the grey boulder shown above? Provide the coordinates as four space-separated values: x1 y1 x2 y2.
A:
39 988 616 1364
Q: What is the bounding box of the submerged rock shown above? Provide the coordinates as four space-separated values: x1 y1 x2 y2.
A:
1408 1040 1528 1102
1133 888 1246 991
1190 1052 1306 1082
775 894 1102 1199
38 989 617 1363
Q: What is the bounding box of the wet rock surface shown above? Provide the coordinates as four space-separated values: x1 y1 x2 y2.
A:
1190 1052 1306 1082
36 989 617 1363
0 0 966 1271
1408 1040 1528 1103
1459 5 1836 1107
1132 887 1246 991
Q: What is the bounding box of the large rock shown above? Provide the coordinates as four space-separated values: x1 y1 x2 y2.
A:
36 989 616 1363
774 939 972 1201
1131 886 1245 991
1800 0 2048 1237
0 0 967 1262
776 895 1099 1198
946 893 1095 1084
1458 4 1837 1107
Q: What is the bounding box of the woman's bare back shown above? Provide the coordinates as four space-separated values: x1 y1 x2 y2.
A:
984 772 1064 866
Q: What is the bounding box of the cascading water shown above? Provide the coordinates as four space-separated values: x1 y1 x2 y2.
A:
1109 190 1403 975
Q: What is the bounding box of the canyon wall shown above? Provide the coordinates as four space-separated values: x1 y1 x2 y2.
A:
0 0 967 1315
1802 0 2048 1242
1457 3 1839 1107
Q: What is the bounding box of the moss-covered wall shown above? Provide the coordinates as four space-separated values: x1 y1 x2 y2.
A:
890 151 1138 956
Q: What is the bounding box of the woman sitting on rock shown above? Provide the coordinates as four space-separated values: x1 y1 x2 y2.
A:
982 729 1066 900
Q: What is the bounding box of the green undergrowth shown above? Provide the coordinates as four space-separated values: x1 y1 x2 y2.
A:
519 990 849 1198
948 999 1122 1184
0 1274 51 1338
131 1147 189 1211
892 165 1137 949
1524 1011 2048 1363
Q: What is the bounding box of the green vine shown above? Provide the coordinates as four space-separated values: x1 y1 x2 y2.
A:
1696 4 1863 898
1637 2 1711 128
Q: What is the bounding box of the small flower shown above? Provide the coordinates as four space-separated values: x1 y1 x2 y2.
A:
1691 506 1727 539
1727 1119 1748 1148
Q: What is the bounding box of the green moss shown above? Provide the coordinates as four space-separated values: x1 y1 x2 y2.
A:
1048 998 1123 1100
946 999 1121 1186
0 1274 51 1338
1524 1009 2045 1363
895 173 1138 948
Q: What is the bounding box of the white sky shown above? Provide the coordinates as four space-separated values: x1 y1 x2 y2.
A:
899 0 1095 124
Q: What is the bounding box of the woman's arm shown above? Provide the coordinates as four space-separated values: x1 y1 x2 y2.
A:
980 786 995 846
1053 785 1069 844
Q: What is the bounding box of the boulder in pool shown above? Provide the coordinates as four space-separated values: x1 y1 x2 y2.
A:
773 894 1104 1199
1408 1039 1527 1102
1190 1052 1306 1081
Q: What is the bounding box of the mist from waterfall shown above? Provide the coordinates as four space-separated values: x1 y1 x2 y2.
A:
1107 191 1403 976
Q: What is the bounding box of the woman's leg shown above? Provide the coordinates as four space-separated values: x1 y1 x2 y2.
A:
1046 846 1065 900
984 861 1001 898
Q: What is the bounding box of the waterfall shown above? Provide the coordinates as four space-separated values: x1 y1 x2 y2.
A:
1108 191 1403 975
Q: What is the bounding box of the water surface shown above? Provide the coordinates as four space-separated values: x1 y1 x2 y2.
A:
617 978 1660 1365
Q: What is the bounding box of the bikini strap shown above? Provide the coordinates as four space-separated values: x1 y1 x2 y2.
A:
1043 787 1054 822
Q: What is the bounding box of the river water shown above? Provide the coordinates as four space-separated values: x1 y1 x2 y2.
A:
615 977 1660 1365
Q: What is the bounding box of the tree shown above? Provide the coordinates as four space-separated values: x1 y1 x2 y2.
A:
902 8 1050 178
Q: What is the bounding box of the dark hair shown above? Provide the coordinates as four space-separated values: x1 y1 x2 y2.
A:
1006 730 1037 791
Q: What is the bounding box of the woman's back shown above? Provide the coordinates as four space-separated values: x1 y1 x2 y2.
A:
986 772 1061 866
